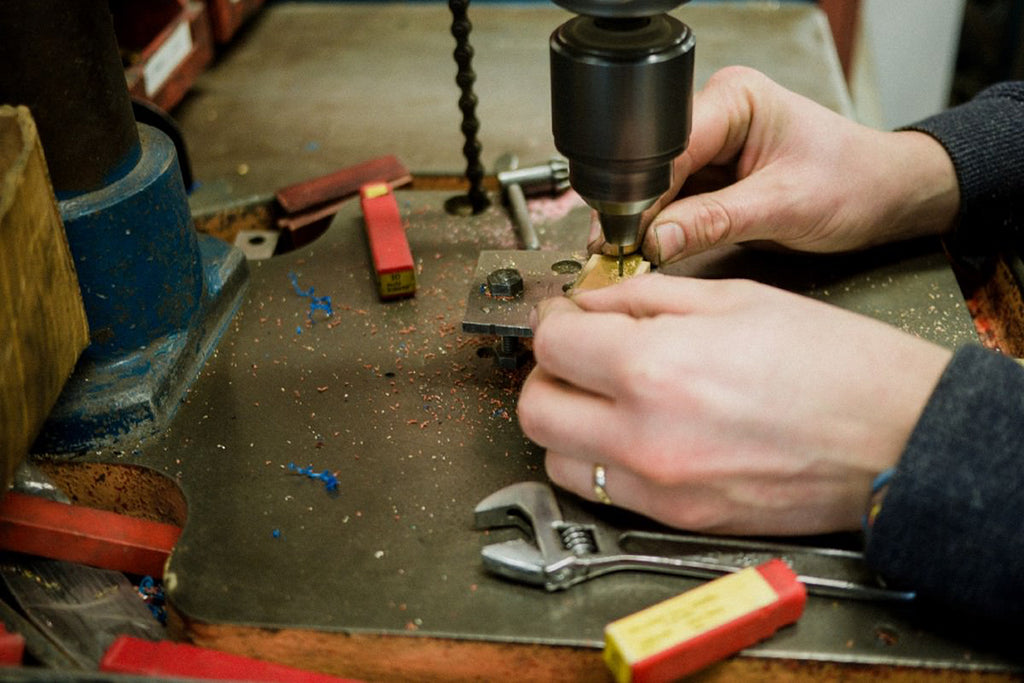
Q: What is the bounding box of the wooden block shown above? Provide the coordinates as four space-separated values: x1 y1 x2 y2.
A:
572 253 651 292
0 106 89 481
359 183 416 300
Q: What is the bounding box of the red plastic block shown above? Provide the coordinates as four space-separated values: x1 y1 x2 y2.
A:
0 492 181 578
603 559 806 683
359 182 416 300
0 624 25 665
101 636 362 682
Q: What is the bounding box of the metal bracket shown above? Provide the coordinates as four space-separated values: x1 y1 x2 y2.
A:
462 250 587 367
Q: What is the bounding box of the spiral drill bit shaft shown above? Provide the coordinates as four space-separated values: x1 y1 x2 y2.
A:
448 0 490 215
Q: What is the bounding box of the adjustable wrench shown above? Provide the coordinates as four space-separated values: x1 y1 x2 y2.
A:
474 481 914 602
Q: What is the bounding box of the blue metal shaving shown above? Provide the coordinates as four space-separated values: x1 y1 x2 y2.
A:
137 576 167 625
288 272 334 323
288 461 339 493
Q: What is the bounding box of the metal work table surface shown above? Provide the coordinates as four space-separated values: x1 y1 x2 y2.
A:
63 190 1018 681
46 2 1021 680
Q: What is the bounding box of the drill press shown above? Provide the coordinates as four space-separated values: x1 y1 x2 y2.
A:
550 0 695 273
463 0 695 363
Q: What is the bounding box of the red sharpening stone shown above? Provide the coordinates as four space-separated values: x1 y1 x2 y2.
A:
0 492 181 579
603 559 806 683
101 636 363 682
359 182 416 300
275 154 411 214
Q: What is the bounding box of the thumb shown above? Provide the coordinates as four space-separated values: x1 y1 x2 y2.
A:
530 294 581 333
585 211 607 255
643 171 786 265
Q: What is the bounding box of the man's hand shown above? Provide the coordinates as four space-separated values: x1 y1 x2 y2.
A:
518 274 952 535
587 67 960 265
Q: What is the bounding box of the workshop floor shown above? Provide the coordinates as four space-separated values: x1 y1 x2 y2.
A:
174 1 853 214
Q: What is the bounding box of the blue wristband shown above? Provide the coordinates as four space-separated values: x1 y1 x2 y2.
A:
870 467 895 494
863 467 895 532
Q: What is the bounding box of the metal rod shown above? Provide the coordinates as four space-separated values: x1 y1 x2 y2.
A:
0 0 141 197
448 0 490 215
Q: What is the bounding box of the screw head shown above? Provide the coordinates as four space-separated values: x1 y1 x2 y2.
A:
487 268 524 297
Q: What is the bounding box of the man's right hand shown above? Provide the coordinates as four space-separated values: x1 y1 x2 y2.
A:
587 66 961 265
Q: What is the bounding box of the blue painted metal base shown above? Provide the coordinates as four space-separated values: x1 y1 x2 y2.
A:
34 236 248 453
33 123 249 454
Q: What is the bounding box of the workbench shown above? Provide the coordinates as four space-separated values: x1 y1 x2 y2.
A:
34 3 1024 681
179 2 854 213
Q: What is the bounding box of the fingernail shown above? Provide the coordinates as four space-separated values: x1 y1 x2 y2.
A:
652 221 684 262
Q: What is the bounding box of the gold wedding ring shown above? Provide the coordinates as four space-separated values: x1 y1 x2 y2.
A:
593 464 612 505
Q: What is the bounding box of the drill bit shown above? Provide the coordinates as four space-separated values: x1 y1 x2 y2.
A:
618 246 624 277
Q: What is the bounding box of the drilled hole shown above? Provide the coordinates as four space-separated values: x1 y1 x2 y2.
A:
551 259 582 275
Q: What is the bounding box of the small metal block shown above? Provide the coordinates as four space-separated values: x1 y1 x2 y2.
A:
233 229 279 260
487 268 524 297
462 250 587 338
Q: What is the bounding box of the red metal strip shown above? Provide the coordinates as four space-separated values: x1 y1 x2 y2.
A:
275 154 411 214
101 636 362 682
0 492 181 578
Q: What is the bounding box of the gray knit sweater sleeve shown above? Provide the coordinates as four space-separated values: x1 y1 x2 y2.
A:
865 346 1024 624
864 83 1024 625
902 82 1024 256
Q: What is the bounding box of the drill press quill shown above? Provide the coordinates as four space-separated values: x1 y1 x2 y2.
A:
550 0 695 274
462 0 695 364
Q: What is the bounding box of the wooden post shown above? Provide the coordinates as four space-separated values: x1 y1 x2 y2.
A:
0 106 89 480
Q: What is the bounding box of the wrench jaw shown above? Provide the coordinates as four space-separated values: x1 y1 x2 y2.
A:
475 481 588 591
480 541 583 591
479 540 550 587
473 504 536 539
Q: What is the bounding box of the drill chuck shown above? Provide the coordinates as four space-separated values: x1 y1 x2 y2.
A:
550 11 694 252
552 0 685 18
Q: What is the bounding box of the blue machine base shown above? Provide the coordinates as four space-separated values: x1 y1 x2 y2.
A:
34 235 248 453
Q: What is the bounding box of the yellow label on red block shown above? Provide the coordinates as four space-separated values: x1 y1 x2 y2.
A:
379 268 416 299
362 182 391 199
604 566 778 682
